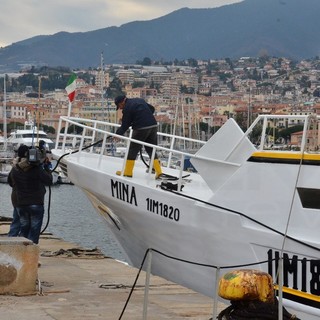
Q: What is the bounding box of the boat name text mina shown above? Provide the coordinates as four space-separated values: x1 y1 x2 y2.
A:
111 179 137 206
110 179 180 221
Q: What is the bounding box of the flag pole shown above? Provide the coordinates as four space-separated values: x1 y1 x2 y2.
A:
67 101 72 118
63 102 71 152
64 73 76 150
64 100 72 150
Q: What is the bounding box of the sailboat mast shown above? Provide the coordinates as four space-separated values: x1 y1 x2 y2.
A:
172 98 178 137
181 97 186 149
100 51 106 121
37 76 41 145
3 74 7 151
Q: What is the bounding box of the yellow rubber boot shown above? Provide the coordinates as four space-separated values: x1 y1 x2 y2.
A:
116 160 135 177
153 159 162 179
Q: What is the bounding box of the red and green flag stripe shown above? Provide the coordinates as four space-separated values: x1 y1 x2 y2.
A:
65 74 77 102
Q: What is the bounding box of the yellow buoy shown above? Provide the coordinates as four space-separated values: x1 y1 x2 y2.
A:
218 269 274 303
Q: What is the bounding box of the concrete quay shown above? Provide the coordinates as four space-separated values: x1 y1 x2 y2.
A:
0 223 227 320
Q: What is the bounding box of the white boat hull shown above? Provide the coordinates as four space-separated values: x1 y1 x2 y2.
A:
52 115 320 319
0 172 9 183
0 162 12 183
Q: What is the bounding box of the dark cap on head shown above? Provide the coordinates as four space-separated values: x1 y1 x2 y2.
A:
114 95 126 110
17 144 29 158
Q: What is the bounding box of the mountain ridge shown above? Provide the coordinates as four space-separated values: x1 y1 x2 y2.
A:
0 0 320 72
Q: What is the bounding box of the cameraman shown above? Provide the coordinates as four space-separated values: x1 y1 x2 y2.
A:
8 144 53 244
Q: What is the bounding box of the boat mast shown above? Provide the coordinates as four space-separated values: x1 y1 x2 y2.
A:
37 77 40 144
3 74 7 151
172 98 178 136
181 96 186 149
247 85 251 129
100 51 106 121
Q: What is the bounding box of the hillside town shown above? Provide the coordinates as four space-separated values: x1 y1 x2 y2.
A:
1 55 320 142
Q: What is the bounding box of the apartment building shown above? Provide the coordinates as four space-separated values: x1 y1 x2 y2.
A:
149 72 171 86
116 70 135 85
125 86 157 99
160 80 180 98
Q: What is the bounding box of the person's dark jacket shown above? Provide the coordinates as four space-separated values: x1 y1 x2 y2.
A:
116 98 157 135
8 158 53 206
9 157 20 208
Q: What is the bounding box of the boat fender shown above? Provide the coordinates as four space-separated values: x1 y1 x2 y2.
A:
217 269 300 319
218 269 274 303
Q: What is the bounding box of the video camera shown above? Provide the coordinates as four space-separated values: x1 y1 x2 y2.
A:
28 139 47 165
28 147 43 165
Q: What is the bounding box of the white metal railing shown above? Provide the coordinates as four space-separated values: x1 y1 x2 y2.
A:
54 116 240 184
55 117 207 161
245 114 320 153
54 117 240 166
54 114 320 184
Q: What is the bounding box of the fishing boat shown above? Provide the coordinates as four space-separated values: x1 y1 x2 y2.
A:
52 114 320 319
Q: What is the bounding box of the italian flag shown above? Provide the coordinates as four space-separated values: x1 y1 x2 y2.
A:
65 73 77 102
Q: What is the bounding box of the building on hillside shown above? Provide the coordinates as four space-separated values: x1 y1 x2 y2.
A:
148 72 171 86
124 85 157 99
0 102 30 127
198 86 211 95
289 105 317 126
172 72 198 91
94 71 110 90
76 85 98 100
76 99 117 123
116 70 135 85
160 80 180 98
201 107 228 128
291 130 320 150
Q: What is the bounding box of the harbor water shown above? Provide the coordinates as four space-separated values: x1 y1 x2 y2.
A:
0 182 126 261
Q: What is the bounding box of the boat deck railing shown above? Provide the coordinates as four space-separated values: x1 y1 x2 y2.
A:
247 114 320 153
54 114 320 185
54 116 240 187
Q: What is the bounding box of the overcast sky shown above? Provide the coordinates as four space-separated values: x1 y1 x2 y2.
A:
0 0 242 47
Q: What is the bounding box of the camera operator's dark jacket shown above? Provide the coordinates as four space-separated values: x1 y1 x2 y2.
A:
116 98 157 135
8 158 53 206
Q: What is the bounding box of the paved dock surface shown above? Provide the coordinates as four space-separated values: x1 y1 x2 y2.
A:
0 222 227 320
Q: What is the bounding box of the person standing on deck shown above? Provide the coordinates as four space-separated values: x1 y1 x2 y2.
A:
114 95 162 178
8 145 53 244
